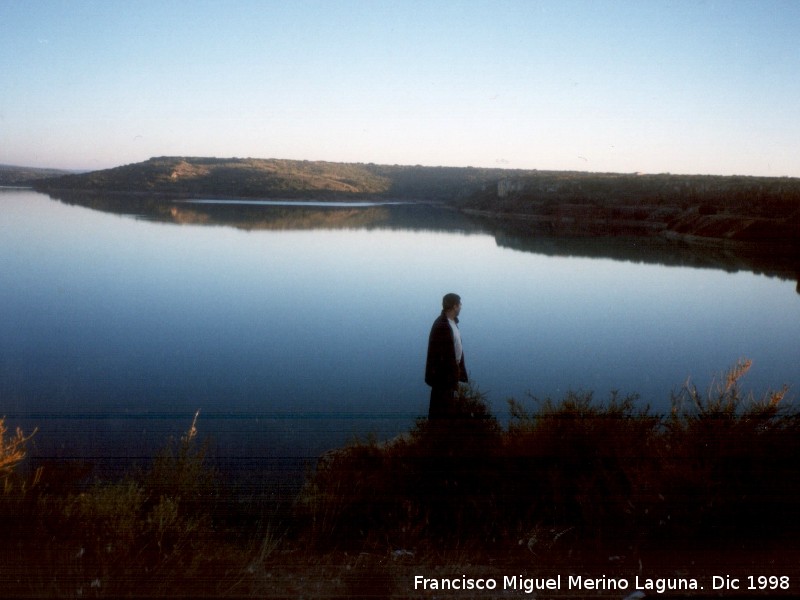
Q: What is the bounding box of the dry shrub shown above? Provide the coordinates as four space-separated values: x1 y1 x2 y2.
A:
300 361 800 549
0 417 36 476
0 411 245 598
146 410 215 505
664 359 798 536
504 391 662 539
298 386 503 549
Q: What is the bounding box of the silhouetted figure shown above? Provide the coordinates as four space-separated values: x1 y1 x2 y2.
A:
425 293 468 420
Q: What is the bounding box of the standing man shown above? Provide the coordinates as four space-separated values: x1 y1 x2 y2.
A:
425 293 468 419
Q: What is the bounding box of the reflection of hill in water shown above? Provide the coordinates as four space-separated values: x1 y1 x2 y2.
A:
50 191 483 234
50 191 799 289
166 201 484 233
472 215 800 290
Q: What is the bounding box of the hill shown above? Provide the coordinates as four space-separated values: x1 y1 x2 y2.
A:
33 156 800 247
0 164 73 186
32 156 513 201
464 170 800 247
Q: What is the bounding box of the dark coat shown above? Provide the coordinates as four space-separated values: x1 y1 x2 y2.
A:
425 311 468 389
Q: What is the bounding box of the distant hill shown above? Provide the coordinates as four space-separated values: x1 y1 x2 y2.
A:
0 164 73 186
33 156 800 246
463 170 800 246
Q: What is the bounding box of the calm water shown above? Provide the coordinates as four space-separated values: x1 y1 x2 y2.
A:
2 189 798 479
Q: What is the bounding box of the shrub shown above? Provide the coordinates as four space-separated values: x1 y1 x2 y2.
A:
503 391 663 539
0 417 36 477
664 359 798 537
145 410 215 506
298 385 504 548
0 411 245 598
299 362 800 549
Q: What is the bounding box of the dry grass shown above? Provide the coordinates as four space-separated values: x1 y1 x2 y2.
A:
0 417 36 474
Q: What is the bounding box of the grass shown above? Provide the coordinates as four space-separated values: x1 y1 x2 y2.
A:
0 417 37 475
2 362 799 597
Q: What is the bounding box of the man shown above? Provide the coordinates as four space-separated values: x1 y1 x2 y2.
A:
425 293 468 419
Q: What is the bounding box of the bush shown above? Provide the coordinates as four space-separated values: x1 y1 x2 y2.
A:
300 362 800 550
503 391 663 539
298 385 503 548
663 359 797 537
0 411 250 598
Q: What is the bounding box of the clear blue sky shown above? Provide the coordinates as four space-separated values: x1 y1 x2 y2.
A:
2 0 799 176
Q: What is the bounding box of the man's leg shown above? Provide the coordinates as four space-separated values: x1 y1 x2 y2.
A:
428 386 454 420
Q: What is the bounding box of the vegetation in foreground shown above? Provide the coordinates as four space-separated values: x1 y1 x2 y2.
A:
2 361 799 598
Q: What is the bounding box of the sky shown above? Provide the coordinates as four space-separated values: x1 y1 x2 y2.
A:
2 0 799 176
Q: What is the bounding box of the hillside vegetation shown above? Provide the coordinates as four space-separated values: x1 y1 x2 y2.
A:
33 156 512 201
465 170 800 246
0 164 73 186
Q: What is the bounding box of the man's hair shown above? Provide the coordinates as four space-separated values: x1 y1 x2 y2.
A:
442 293 461 310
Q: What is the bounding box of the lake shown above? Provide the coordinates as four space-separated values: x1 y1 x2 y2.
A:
2 188 798 484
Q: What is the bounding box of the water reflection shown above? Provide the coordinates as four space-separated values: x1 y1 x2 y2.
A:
479 217 800 289
46 190 483 233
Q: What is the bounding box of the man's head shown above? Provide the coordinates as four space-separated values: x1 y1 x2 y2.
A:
442 293 462 318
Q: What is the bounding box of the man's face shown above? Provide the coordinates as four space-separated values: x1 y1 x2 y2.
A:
453 302 462 317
